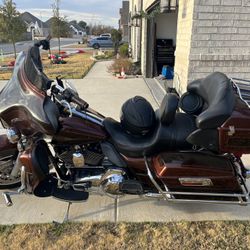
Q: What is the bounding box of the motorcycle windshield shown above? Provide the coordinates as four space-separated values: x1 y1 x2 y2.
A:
0 51 50 128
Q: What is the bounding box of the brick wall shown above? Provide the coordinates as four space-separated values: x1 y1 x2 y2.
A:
174 0 250 94
174 0 195 94
189 0 250 83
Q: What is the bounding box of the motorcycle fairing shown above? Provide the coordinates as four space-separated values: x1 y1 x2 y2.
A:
0 52 57 135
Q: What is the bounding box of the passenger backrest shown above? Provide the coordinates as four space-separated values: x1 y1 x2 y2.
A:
187 72 235 129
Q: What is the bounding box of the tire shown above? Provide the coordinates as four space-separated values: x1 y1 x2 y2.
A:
93 43 100 49
0 150 20 189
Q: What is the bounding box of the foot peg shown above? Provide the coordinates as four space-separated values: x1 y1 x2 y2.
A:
120 180 144 194
2 192 13 207
2 166 29 207
2 191 21 207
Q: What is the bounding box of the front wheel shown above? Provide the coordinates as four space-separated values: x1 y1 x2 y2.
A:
0 151 20 189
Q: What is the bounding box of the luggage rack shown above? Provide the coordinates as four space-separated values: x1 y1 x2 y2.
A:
231 78 250 108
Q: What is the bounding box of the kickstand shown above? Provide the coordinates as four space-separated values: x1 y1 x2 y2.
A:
63 202 72 223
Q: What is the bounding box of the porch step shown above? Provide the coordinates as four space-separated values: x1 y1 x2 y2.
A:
144 78 166 106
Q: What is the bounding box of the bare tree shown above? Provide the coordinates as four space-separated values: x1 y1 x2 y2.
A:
51 0 69 54
0 0 26 58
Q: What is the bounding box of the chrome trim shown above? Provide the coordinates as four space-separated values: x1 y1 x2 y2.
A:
10 152 22 178
71 108 104 126
144 193 249 206
100 169 125 195
153 190 247 198
179 178 213 187
75 174 103 187
144 157 168 200
18 166 26 193
6 128 21 144
231 78 250 107
60 100 72 117
2 193 13 207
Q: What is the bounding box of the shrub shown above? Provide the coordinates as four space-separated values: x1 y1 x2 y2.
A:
94 50 115 60
108 58 133 74
119 43 129 58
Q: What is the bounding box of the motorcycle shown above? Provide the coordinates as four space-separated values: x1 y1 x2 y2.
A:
1 38 250 208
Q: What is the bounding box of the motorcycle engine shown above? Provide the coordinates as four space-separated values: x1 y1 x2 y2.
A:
56 144 126 196
57 144 104 167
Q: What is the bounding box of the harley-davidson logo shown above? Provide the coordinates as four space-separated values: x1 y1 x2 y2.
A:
179 178 213 187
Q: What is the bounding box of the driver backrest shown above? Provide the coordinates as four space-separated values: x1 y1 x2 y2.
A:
159 93 179 125
187 72 235 129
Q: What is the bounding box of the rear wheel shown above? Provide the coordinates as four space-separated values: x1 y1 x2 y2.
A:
93 43 100 49
0 152 20 189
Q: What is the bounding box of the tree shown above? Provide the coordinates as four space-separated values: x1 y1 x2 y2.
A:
70 20 77 26
111 29 122 54
0 0 26 58
88 24 113 36
51 0 70 53
78 21 87 29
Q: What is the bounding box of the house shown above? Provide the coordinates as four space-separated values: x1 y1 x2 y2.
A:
119 1 130 42
129 0 250 94
20 12 49 40
68 21 87 37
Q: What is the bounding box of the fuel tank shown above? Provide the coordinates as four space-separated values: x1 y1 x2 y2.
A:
52 116 107 144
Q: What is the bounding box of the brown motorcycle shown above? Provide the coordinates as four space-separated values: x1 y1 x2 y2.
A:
1 39 250 207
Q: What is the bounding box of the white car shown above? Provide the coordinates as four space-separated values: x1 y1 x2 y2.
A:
100 33 111 38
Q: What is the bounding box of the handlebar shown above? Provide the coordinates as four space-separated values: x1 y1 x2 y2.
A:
71 95 89 110
51 85 89 110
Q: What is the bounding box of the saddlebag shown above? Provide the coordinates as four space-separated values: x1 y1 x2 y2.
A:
152 152 242 194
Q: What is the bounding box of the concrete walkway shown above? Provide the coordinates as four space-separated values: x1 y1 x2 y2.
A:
1 61 250 224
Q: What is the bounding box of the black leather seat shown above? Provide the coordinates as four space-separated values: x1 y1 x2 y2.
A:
104 94 196 158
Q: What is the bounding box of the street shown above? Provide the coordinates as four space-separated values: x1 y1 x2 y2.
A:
0 38 81 55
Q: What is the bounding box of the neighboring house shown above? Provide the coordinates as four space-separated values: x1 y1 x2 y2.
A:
20 12 49 40
69 21 87 37
130 0 250 94
119 1 130 42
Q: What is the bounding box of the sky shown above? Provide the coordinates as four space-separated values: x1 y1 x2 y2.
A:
13 0 123 27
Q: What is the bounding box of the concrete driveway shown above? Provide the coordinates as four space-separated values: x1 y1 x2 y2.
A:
1 61 250 224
